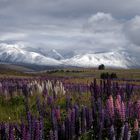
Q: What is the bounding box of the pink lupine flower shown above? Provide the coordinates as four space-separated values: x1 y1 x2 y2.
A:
120 101 126 121
106 95 114 118
134 119 139 131
116 94 121 104
115 98 121 114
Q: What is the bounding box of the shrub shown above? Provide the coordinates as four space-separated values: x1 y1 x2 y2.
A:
110 73 117 79
100 72 117 79
98 64 105 70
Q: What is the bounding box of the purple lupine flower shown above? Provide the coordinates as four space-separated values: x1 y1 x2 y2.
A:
42 100 47 117
43 87 48 98
124 122 129 140
39 116 44 140
127 101 133 118
22 126 30 140
1 123 7 140
136 100 140 121
100 80 103 95
51 108 58 131
71 108 76 138
65 117 70 140
34 120 40 140
138 128 140 140
47 96 53 106
68 108 73 140
93 79 101 100
27 111 31 129
55 106 61 121
26 129 31 140
31 117 36 140
74 105 80 136
9 125 14 140
125 84 133 100
99 108 105 128
66 96 72 110
21 122 26 140
97 97 102 113
81 106 86 133
85 107 90 130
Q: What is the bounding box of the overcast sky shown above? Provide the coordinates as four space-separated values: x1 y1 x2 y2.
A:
0 0 140 58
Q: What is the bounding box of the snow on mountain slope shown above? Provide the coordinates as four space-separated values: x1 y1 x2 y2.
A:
47 49 64 60
0 43 138 68
61 51 138 68
0 44 61 65
22 46 64 60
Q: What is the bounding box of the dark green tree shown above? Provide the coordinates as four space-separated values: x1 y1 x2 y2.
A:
98 64 105 70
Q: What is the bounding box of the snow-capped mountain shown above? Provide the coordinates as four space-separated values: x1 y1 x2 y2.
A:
62 52 138 68
0 44 61 66
0 43 139 68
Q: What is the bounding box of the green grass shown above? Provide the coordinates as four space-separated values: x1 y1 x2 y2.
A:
45 69 140 79
1 68 140 83
0 96 25 123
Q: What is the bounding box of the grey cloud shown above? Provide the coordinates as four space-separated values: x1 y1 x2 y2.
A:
124 16 140 46
0 0 140 60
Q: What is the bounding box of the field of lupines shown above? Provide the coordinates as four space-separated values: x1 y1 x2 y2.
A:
0 75 140 139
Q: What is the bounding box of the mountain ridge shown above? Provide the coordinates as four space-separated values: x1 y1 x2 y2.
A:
0 43 139 69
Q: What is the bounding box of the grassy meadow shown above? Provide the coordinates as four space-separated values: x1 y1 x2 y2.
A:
0 68 140 122
0 67 140 139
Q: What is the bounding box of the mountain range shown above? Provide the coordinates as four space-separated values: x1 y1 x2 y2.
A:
0 43 139 69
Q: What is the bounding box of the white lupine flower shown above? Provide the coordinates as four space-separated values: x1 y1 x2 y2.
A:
120 125 125 140
127 131 131 140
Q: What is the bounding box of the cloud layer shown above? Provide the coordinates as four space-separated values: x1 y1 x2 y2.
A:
0 0 140 61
